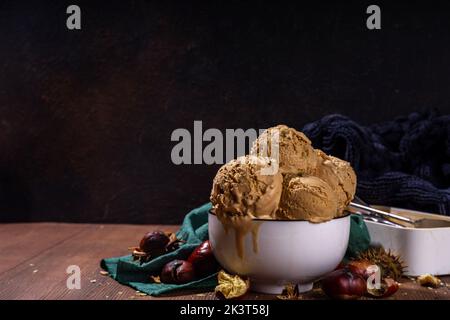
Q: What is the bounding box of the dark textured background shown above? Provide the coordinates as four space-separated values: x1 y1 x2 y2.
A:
1 1 450 223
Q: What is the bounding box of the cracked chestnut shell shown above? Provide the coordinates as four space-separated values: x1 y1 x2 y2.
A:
160 260 195 284
188 240 219 278
367 278 399 298
139 231 170 256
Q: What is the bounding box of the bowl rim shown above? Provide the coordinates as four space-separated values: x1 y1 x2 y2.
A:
208 209 350 222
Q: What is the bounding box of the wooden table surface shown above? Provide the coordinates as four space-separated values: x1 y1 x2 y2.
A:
1 223 449 300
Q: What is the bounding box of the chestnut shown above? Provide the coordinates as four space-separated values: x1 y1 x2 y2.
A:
160 260 195 284
188 240 219 278
367 278 399 298
139 231 170 256
165 239 183 253
321 268 367 300
347 260 374 280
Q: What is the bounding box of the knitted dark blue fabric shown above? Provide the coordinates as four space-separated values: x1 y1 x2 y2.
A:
302 112 450 216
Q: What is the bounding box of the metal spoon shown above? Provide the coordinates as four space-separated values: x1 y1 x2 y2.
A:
347 201 405 228
349 202 413 225
357 211 404 228
349 197 450 229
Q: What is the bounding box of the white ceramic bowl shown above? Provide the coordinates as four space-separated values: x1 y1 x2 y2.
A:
208 212 350 294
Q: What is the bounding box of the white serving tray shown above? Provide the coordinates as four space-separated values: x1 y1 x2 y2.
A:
365 206 450 276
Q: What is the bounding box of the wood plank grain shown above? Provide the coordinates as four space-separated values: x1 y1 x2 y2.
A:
0 224 169 299
0 223 88 275
0 223 449 300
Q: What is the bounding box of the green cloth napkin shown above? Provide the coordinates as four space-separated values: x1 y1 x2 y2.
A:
346 214 372 259
101 203 370 296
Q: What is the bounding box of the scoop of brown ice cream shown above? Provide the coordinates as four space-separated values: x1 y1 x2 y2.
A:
314 151 357 216
210 155 283 220
277 175 338 222
251 125 319 175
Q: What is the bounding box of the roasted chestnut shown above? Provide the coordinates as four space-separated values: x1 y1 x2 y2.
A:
347 260 374 280
160 260 195 284
165 236 184 253
188 240 219 278
165 240 180 252
321 268 367 300
367 278 399 298
139 231 170 256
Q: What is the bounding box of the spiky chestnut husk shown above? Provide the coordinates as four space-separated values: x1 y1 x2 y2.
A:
356 247 406 281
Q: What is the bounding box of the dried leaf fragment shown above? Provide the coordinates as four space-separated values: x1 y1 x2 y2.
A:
215 270 249 299
417 274 442 288
136 292 147 296
277 283 301 300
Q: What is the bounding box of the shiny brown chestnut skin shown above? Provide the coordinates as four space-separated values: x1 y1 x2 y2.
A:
188 240 219 278
160 260 195 284
321 268 367 300
347 260 374 280
139 231 170 256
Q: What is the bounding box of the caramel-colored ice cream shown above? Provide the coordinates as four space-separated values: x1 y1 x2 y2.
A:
277 176 338 222
211 125 356 225
250 125 319 175
210 155 283 220
315 151 357 216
